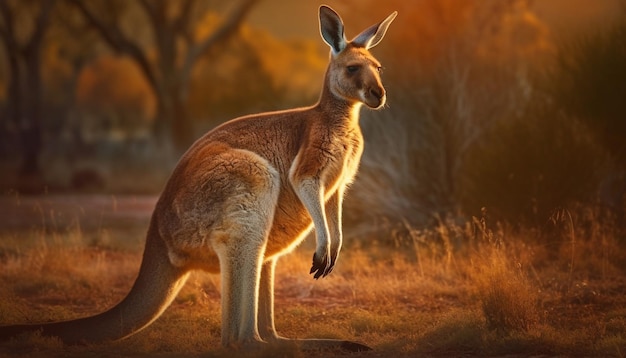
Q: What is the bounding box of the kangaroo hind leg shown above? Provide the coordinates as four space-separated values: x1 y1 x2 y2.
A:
210 150 280 348
258 258 280 342
257 256 372 352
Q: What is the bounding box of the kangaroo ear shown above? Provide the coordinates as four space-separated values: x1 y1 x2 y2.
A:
319 5 347 55
351 11 397 50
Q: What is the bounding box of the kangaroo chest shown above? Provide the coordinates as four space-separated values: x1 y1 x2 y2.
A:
264 125 363 258
325 125 364 193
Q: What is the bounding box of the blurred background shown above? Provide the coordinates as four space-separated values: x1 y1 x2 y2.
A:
0 0 624 231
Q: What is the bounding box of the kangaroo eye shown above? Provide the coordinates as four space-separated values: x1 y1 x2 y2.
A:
346 65 360 73
377 66 383 73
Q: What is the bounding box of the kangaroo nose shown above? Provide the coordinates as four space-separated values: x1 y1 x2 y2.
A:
369 87 385 100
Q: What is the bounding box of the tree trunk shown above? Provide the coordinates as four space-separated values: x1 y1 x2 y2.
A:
17 43 45 193
0 0 54 193
151 11 195 157
171 91 193 153
152 84 193 158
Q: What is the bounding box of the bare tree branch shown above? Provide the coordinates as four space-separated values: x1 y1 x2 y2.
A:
180 0 259 86
0 1 15 48
24 0 56 55
172 0 195 34
137 0 156 16
0 1 17 48
68 0 160 96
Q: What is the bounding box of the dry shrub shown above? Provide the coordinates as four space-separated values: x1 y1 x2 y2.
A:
472 246 540 333
402 216 541 334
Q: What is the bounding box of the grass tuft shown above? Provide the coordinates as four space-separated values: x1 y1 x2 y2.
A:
472 248 540 333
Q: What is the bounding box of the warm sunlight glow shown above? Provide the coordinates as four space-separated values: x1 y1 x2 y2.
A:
0 1 624 356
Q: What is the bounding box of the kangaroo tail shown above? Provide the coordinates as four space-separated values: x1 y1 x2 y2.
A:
0 220 189 344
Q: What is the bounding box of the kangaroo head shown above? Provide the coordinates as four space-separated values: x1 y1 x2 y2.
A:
319 5 397 109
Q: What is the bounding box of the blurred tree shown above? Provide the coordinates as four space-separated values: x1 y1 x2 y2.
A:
42 0 102 126
461 101 608 224
0 0 55 192
75 55 155 137
69 0 259 156
188 23 326 123
342 0 557 227
549 8 626 215
552 13 626 158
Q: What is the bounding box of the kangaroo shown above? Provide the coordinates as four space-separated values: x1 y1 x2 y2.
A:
0 5 397 352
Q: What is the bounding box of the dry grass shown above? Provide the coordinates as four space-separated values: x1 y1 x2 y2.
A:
0 195 625 357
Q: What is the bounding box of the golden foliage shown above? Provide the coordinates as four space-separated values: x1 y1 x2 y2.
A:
353 0 555 72
187 19 326 121
75 55 156 121
242 25 327 101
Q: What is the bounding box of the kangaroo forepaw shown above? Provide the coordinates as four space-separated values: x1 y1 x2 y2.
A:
310 252 333 279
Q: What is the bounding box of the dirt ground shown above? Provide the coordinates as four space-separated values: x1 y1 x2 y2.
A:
0 194 625 357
